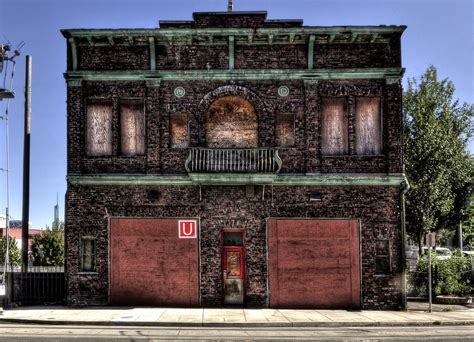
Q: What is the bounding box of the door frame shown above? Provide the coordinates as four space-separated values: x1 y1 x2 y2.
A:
221 228 246 306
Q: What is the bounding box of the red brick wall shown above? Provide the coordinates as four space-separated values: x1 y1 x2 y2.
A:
66 184 403 309
67 80 403 175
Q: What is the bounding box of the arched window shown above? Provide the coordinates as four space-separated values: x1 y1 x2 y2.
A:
206 96 257 148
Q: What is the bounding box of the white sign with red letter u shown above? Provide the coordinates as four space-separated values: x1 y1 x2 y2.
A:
178 220 197 239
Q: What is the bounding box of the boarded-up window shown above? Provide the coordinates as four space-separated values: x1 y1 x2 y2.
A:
120 100 145 156
80 237 96 272
86 100 113 156
375 238 391 275
206 96 257 148
321 97 348 155
355 97 382 155
275 113 295 147
170 113 189 148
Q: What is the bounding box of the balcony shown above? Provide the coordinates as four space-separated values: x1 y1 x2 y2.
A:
185 148 282 185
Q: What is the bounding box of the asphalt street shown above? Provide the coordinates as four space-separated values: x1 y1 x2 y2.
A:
0 324 473 341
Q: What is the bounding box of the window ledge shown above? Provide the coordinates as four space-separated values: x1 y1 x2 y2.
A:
78 272 98 275
374 274 393 278
321 154 385 157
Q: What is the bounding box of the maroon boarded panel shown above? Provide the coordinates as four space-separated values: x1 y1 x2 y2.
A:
268 219 360 309
110 218 199 306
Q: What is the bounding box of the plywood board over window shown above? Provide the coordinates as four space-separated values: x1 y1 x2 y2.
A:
206 96 257 148
120 100 145 156
275 113 295 147
86 100 113 156
355 97 382 155
170 113 189 148
321 97 348 155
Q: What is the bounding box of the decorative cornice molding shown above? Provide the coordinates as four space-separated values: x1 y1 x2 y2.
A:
145 78 162 87
67 174 406 187
64 68 405 82
66 79 82 87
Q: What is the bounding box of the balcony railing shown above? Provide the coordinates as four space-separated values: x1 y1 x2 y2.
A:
185 148 282 174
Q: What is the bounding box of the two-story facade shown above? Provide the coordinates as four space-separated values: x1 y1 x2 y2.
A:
62 10 407 309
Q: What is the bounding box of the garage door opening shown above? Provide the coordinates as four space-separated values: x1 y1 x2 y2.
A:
110 218 199 306
268 219 360 309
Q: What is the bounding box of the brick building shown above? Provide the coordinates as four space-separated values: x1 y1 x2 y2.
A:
62 10 407 309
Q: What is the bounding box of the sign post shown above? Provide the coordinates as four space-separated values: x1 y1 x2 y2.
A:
426 232 436 313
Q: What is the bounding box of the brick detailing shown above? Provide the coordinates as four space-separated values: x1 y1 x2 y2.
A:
314 42 400 69
78 45 149 71
235 45 307 69
68 80 402 175
66 184 403 309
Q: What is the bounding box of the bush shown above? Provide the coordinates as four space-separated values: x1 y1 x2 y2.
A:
410 249 472 296
0 236 21 266
31 230 64 266
433 250 472 296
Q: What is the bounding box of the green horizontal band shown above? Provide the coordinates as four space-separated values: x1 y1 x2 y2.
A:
61 26 406 38
65 68 404 82
67 174 406 187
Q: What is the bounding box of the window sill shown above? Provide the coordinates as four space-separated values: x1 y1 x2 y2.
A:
374 274 393 278
78 272 98 275
321 154 385 157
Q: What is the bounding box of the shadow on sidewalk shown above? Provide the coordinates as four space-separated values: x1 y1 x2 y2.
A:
408 300 474 312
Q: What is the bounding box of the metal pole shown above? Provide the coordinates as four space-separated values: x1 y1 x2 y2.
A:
1 56 17 309
428 246 432 313
458 222 463 251
21 55 31 272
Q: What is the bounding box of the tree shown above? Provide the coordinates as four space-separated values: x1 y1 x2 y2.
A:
31 226 65 266
404 66 474 251
0 236 21 266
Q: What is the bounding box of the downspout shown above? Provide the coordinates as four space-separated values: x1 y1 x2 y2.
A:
400 175 410 310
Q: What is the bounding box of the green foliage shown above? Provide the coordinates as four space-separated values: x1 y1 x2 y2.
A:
465 216 474 249
410 249 472 296
0 236 21 266
432 250 472 296
52 218 64 232
31 227 65 266
404 66 474 246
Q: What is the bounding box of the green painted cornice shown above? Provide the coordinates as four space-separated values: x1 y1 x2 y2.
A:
67 174 406 187
64 68 404 82
61 26 406 38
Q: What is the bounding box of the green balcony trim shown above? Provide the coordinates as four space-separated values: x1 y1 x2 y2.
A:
64 68 404 82
67 174 406 187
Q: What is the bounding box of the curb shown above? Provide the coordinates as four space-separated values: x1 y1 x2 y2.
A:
1 318 473 327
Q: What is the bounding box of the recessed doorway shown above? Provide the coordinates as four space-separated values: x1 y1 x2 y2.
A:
222 230 245 305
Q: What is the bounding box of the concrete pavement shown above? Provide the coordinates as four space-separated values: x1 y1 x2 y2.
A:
0 305 473 327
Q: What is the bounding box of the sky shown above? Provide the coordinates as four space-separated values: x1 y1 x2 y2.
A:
0 0 473 229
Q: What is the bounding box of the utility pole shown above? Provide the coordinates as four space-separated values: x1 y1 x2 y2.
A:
1 42 20 309
21 55 31 272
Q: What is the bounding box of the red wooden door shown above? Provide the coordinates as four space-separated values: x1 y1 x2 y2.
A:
268 219 360 309
222 247 245 305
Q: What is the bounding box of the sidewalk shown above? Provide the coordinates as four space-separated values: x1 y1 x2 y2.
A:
1 305 473 327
